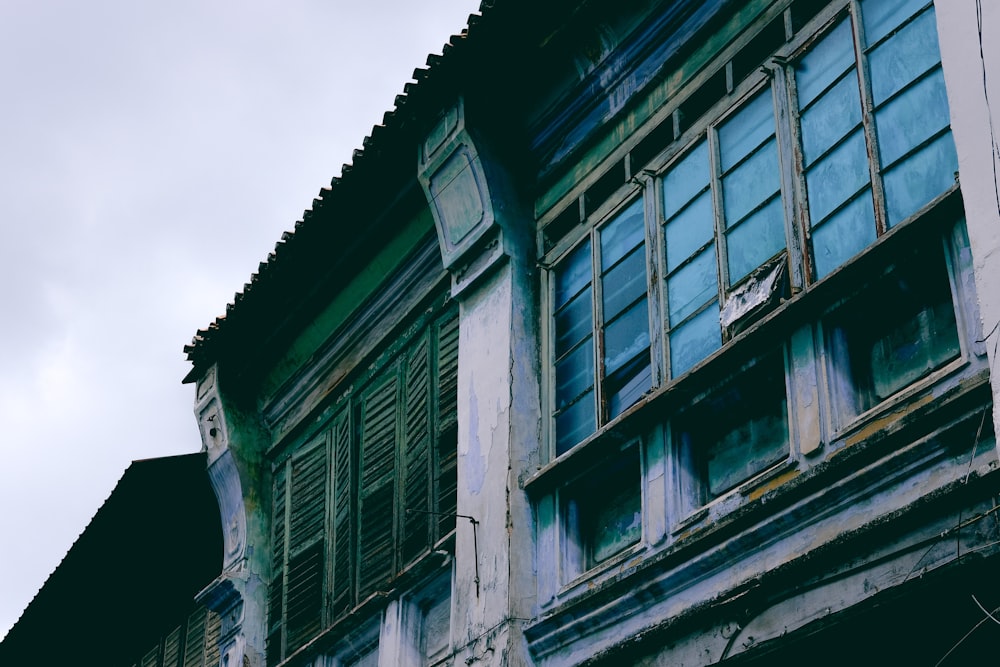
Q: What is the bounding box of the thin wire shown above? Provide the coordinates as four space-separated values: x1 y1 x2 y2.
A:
971 594 1000 626
934 606 999 667
975 0 1000 214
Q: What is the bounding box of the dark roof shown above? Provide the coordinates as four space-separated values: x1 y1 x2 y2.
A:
182 1 498 382
0 453 222 666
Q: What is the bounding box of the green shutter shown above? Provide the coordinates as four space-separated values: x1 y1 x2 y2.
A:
330 411 354 615
285 441 328 653
162 627 182 667
204 611 222 666
182 607 207 667
402 336 432 564
140 646 160 667
266 464 287 666
435 310 459 538
358 375 398 598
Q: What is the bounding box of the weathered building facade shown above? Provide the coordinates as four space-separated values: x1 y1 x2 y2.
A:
182 0 1000 665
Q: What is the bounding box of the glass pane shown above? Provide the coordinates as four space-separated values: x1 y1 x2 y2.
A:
602 246 647 319
667 246 718 325
722 138 780 226
669 303 721 377
868 8 940 106
875 67 950 167
664 190 714 272
663 141 711 218
862 0 927 45
554 287 592 357
883 131 958 226
555 339 593 408
806 129 870 223
607 357 652 419
869 299 960 400
811 191 877 278
604 300 650 375
706 391 788 496
799 70 863 167
555 391 596 454
726 196 785 283
718 90 776 172
601 199 645 268
578 454 641 565
796 19 855 107
555 240 592 309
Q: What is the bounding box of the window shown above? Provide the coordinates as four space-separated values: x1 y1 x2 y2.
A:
267 303 459 665
546 0 958 456
675 354 790 506
826 236 961 422
563 446 642 574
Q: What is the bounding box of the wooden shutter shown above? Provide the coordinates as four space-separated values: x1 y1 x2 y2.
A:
266 464 287 666
285 441 327 653
330 411 354 616
140 646 160 667
204 611 222 667
182 607 207 667
401 336 432 564
358 375 398 598
435 310 460 538
162 627 182 667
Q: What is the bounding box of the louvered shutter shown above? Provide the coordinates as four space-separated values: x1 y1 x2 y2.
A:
140 646 160 667
162 627 182 667
358 375 398 598
204 611 222 666
266 464 287 666
435 310 460 538
401 336 432 564
330 411 354 616
182 607 207 667
285 441 327 653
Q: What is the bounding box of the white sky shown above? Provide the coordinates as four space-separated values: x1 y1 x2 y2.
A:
0 0 482 640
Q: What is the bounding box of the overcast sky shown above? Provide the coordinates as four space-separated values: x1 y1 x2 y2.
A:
0 0 482 640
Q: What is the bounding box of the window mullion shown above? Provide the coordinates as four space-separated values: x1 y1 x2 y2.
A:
641 174 665 388
849 0 889 237
592 228 607 427
771 65 806 292
707 127 728 324
279 459 291 661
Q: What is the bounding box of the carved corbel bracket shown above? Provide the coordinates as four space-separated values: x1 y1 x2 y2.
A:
418 98 508 298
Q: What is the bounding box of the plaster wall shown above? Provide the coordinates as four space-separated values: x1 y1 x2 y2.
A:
937 0 1000 440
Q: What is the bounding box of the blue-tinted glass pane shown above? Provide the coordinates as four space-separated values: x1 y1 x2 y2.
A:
875 67 950 167
664 191 714 272
669 303 722 377
812 192 877 278
799 71 863 167
726 196 785 283
719 91 776 172
806 129 870 223
603 247 646 319
868 8 940 106
554 287 592 357
555 391 595 454
663 141 711 218
796 19 855 107
667 246 718 325
555 339 593 408
604 299 650 375
607 359 652 420
555 240 592 309
601 199 645 268
883 131 958 226
862 0 928 46
722 139 780 226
